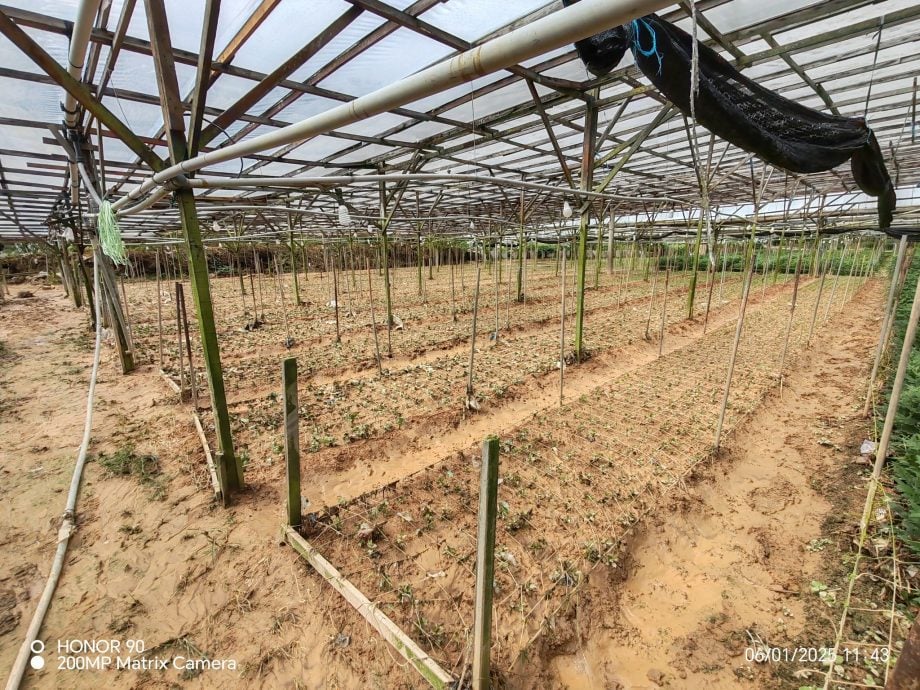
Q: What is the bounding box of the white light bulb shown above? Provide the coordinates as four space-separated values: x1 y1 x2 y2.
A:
469 220 475 231
562 201 573 219
338 205 351 226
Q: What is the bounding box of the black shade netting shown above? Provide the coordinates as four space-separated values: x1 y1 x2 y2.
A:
563 2 896 229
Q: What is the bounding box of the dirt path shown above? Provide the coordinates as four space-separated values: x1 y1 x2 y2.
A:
536 279 882 689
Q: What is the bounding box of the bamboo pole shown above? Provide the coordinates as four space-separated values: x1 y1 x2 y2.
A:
823 239 849 322
466 263 482 411
450 249 458 323
714 264 755 451
289 216 301 306
658 249 671 357
473 436 500 690
778 255 803 397
274 253 294 348
366 259 383 376
283 357 301 527
333 247 341 344
806 246 830 347
155 250 164 366
863 235 909 416
574 94 598 362
178 282 198 409
175 281 186 401
560 247 567 407
645 246 660 340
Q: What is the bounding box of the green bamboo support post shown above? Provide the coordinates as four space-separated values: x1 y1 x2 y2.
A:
806 246 830 347
283 357 301 527
778 254 803 398
516 189 525 302
687 215 705 318
863 234 909 416
473 436 500 690
366 259 383 376
288 217 301 306
714 264 755 451
574 94 598 362
155 250 164 366
466 263 482 411
176 188 243 495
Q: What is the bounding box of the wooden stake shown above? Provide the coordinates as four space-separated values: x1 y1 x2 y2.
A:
366 259 383 376
177 283 198 408
466 263 482 411
333 247 341 344
778 255 803 397
863 235 909 416
645 246 660 340
473 436 500 690
806 247 830 347
560 247 567 407
283 527 453 689
283 357 301 527
274 253 293 348
155 250 164 366
175 281 186 401
714 265 755 450
658 251 671 357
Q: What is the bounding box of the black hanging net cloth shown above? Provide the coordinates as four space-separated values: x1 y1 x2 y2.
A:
564 3 896 230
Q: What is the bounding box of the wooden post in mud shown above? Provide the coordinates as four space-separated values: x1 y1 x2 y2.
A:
466 263 483 411
863 234 909 416
332 248 341 344
274 253 294 348
283 357 301 527
645 246 660 341
156 250 164 366
702 241 718 333
177 283 198 408
473 436 500 690
839 236 862 310
658 250 671 357
366 259 383 376
560 248 567 407
823 239 850 322
778 255 803 397
714 264 755 451
450 250 458 323
175 282 186 401
806 247 830 347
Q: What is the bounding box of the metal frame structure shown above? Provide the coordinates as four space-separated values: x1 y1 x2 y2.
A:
0 0 917 243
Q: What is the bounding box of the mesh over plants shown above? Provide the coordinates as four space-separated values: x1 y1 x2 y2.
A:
563 1 897 230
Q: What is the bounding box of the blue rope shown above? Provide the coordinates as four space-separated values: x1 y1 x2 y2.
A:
630 18 663 75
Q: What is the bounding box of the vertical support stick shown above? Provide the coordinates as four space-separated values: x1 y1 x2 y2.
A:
450 251 458 323
714 265 755 450
658 254 671 357
560 247 567 407
156 250 164 366
366 259 383 376
283 357 301 527
778 256 803 397
466 263 483 410
574 94 598 362
807 248 830 347
472 436 500 690
175 281 186 400
178 283 198 409
333 249 341 344
863 235 908 416
645 246 660 341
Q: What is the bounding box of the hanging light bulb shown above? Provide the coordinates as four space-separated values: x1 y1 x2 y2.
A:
338 204 351 226
469 219 476 231
562 200 573 219
367 223 376 234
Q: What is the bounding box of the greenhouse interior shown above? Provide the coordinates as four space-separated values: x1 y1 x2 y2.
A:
1 0 920 688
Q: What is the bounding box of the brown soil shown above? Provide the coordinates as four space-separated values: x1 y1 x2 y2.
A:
0 262 892 690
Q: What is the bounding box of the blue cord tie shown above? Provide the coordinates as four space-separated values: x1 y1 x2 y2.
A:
630 18 663 76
